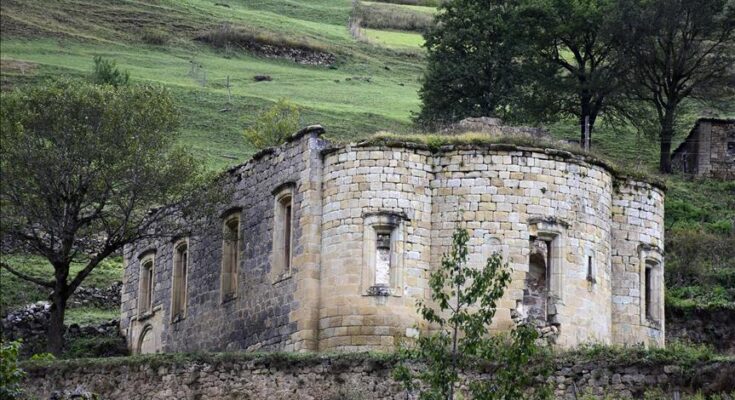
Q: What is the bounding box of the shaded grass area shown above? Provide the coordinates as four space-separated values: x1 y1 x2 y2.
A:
65 308 119 327
0 255 124 315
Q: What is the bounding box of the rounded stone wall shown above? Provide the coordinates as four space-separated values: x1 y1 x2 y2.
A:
319 143 663 351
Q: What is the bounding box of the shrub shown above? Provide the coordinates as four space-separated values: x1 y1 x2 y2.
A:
352 2 434 32
243 99 301 149
63 336 128 359
665 228 735 310
196 23 329 54
0 340 25 399
91 56 129 87
140 28 169 45
393 228 551 400
29 352 56 361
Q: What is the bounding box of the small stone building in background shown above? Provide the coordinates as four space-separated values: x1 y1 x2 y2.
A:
672 118 735 180
120 126 666 355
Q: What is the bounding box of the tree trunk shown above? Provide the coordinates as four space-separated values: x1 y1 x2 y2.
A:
579 100 595 148
47 283 68 355
659 110 676 173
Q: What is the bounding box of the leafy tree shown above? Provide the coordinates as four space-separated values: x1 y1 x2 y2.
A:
243 98 301 149
394 228 551 400
416 0 634 148
0 340 25 400
415 0 524 128
91 56 130 87
618 0 735 173
0 80 210 355
518 0 632 146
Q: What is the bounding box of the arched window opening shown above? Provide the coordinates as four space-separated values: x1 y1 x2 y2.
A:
138 255 154 315
221 214 240 301
171 240 188 321
272 187 294 282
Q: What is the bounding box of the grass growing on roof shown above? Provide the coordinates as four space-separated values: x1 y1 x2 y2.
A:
366 131 665 187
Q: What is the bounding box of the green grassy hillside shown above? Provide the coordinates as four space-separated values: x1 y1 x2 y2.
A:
1 0 732 319
1 0 428 169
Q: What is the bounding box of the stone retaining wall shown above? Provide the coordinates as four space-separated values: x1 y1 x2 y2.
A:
20 353 735 399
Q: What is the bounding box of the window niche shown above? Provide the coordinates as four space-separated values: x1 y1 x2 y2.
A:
586 252 597 287
272 184 295 283
638 244 663 328
221 212 240 302
642 257 663 327
362 212 405 297
527 217 566 325
171 238 189 322
138 252 155 316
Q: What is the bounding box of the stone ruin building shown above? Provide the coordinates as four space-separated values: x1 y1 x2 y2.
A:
120 126 666 354
672 118 735 180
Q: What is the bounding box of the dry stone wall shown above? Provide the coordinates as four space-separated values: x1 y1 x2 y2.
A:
21 353 735 400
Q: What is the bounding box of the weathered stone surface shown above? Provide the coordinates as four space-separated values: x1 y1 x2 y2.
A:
20 354 735 400
672 118 734 180
121 126 665 355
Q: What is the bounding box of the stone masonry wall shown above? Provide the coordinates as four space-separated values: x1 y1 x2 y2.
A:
320 145 434 351
611 180 665 347
21 354 735 400
120 127 328 354
121 130 665 354
428 147 614 347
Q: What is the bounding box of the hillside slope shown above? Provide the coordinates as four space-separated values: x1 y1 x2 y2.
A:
1 0 426 169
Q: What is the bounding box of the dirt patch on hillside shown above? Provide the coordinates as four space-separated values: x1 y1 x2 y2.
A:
0 59 39 91
195 24 336 66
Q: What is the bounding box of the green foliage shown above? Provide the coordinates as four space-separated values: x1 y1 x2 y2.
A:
29 353 56 362
243 99 302 149
140 28 169 45
0 340 25 400
62 336 128 359
394 228 550 399
416 0 523 127
664 226 734 310
91 56 129 87
563 341 724 370
0 79 209 354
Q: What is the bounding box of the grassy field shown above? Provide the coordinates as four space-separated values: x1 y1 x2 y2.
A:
0 0 426 170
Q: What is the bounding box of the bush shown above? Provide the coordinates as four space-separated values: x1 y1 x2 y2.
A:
0 340 25 399
352 2 434 32
63 336 128 359
665 228 735 310
196 23 329 54
140 28 169 45
243 99 301 149
91 56 129 87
